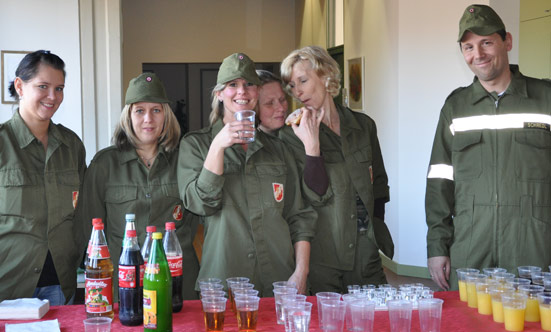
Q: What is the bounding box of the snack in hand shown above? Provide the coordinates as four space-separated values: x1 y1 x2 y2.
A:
285 109 303 126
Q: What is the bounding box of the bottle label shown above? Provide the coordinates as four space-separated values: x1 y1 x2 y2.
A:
167 255 183 277
118 265 137 288
88 244 110 259
139 264 145 287
85 277 113 313
143 289 157 329
145 263 159 275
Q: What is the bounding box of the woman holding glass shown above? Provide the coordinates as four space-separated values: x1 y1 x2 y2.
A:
178 53 316 296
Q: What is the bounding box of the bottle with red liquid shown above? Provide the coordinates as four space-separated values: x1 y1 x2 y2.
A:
141 225 156 264
118 229 144 326
85 218 114 319
163 222 183 313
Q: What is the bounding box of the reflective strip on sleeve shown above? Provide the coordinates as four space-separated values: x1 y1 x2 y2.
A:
449 113 551 135
427 164 454 181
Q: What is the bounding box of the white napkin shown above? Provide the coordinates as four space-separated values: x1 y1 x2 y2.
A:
5 319 60 332
0 298 49 319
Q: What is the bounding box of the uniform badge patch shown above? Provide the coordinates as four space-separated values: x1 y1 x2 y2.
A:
272 183 284 202
72 191 79 209
524 122 550 131
369 166 374 184
172 205 183 221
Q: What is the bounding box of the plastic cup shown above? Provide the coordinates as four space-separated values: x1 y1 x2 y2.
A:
288 301 313 332
489 284 514 323
200 283 225 295
532 272 551 287
494 272 516 284
465 273 487 308
518 266 542 279
273 280 298 290
234 289 259 298
202 296 227 332
281 294 307 332
201 290 226 299
316 292 342 330
83 317 112 332
518 284 545 322
342 293 365 330
320 300 347 332
456 268 479 302
506 278 531 291
502 292 528 332
234 110 256 142
538 292 551 331
544 274 551 292
230 283 255 312
483 267 508 278
235 295 260 331
198 278 222 286
418 298 444 332
347 285 361 294
476 282 493 315
388 300 413 332
349 299 376 332
274 287 298 324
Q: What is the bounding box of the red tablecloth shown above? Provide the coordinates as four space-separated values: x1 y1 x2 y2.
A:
0 292 547 331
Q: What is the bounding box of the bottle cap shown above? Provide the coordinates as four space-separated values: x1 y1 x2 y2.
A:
165 221 176 230
93 223 104 230
126 230 137 237
152 232 163 240
125 213 136 221
146 225 157 233
92 218 102 226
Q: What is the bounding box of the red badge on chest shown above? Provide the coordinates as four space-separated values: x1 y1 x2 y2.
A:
272 183 284 202
369 166 374 184
172 204 183 220
72 191 79 209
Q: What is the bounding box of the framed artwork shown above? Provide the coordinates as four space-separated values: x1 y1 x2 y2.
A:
347 56 364 110
2 50 30 104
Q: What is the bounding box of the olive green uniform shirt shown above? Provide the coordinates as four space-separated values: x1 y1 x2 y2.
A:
78 146 199 300
279 104 392 271
426 66 551 288
0 111 86 302
178 119 316 295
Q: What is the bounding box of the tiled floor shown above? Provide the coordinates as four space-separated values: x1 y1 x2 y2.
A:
383 267 440 291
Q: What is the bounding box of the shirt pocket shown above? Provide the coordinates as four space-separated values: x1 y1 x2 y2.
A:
105 186 138 238
451 131 483 180
56 170 81 215
0 169 40 217
256 163 287 207
514 130 551 182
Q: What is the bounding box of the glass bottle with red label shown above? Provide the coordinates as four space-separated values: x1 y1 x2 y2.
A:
163 221 183 313
118 229 144 326
144 232 172 331
141 225 156 264
85 218 114 319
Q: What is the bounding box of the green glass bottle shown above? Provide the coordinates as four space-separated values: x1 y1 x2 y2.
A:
143 232 172 331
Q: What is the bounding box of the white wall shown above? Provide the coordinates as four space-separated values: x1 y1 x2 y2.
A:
0 0 82 138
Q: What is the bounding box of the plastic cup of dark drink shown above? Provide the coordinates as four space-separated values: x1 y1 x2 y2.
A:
235 295 260 331
202 296 227 331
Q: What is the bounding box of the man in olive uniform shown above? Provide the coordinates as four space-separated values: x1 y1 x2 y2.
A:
426 4 551 290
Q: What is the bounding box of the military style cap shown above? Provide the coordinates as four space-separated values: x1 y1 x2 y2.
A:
125 72 170 105
458 4 505 42
216 53 261 86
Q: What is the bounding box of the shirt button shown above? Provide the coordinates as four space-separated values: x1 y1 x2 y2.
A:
34 267 41 273
145 193 151 198
348 243 354 249
247 253 254 259
350 214 355 219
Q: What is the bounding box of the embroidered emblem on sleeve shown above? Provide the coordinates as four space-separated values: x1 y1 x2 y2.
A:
173 204 183 221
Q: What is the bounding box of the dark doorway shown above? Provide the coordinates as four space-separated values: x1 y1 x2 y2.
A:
143 62 281 134
327 45 344 107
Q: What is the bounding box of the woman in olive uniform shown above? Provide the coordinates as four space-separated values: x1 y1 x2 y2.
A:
279 46 394 293
0 50 86 305
78 73 200 301
177 53 316 296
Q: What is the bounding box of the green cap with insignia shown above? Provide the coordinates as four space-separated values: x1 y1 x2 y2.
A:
458 4 505 42
125 72 170 105
216 53 261 86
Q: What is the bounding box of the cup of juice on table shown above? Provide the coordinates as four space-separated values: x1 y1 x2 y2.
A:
489 284 514 323
518 285 544 323
502 292 528 332
465 273 487 308
456 268 479 302
537 292 551 331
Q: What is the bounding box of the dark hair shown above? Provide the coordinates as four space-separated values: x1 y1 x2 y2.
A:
256 69 282 86
8 50 66 100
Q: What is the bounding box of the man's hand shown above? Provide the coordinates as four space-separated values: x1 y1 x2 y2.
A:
428 256 450 290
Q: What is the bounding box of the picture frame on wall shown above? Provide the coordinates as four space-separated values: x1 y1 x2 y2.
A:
347 56 364 111
2 50 30 104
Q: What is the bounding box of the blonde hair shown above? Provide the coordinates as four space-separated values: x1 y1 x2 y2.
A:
280 45 341 97
112 103 181 152
209 83 226 125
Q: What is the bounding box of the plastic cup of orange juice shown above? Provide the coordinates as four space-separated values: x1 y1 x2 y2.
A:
502 292 528 332
537 292 551 331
